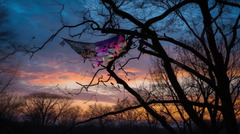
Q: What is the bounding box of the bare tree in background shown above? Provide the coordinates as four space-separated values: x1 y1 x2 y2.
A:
149 36 240 133
58 105 82 127
32 0 240 134
84 104 113 128
22 92 73 127
113 100 143 127
0 92 22 121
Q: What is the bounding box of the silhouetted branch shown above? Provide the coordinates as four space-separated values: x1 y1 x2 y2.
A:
145 0 196 27
0 65 18 93
68 98 221 131
216 0 240 8
28 20 100 58
76 67 107 92
102 0 145 28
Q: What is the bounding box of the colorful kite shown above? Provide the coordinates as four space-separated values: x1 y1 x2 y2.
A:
63 35 127 66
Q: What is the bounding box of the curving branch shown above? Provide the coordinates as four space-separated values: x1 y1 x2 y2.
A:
102 0 145 28
225 14 240 67
67 98 221 132
158 36 213 67
75 67 108 92
145 0 197 27
216 0 240 8
28 20 100 58
139 40 217 91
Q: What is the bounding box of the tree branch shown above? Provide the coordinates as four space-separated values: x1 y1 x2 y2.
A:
158 36 213 67
102 0 145 28
28 20 99 58
225 14 240 67
145 0 197 27
216 0 240 8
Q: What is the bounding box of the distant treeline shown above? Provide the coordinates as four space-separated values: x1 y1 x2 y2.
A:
1 92 239 134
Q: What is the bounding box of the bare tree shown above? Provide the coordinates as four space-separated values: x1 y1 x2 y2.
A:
0 92 22 121
58 105 82 127
22 92 73 127
113 100 143 127
149 35 240 133
32 0 240 134
84 104 114 128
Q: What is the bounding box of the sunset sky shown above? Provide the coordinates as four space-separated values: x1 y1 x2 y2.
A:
2 0 152 106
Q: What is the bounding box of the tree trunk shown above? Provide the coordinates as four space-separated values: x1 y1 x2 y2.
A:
217 73 238 134
198 1 238 133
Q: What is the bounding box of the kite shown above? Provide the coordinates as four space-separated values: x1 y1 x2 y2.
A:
63 35 127 66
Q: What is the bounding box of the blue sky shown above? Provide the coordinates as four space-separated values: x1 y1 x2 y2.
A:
1 0 151 105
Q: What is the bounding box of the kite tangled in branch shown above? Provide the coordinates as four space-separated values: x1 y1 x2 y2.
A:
63 35 126 66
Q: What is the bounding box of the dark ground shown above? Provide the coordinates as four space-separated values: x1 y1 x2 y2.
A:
0 119 178 134
1 119 239 134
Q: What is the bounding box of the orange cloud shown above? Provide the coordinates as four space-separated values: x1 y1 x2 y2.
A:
17 70 111 85
17 63 150 91
123 68 140 73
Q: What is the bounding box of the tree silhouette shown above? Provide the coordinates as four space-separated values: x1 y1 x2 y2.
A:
34 0 240 134
58 105 82 127
85 104 114 128
21 92 73 127
113 100 143 127
0 92 22 121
